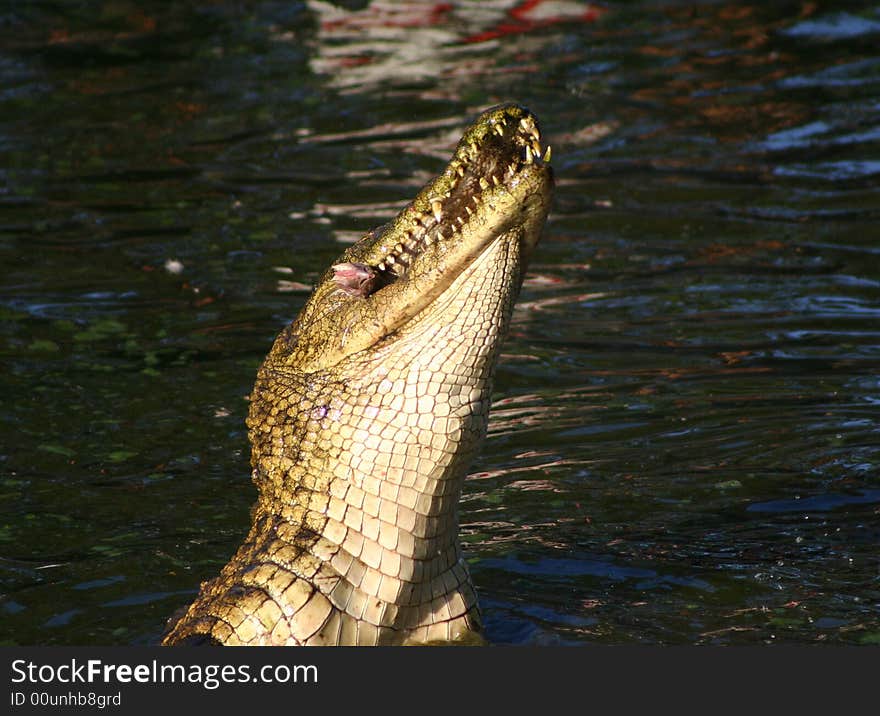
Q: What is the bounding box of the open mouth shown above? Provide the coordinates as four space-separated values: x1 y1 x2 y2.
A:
332 105 552 298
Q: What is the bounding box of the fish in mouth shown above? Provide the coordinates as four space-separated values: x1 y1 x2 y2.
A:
162 103 554 646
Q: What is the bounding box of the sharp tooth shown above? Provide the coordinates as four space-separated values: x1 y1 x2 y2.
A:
492 174 500 186
524 145 533 163
479 177 489 190
386 255 396 265
431 199 443 221
532 139 542 155
456 166 465 177
509 162 517 174
395 243 405 254
456 216 465 225
465 205 473 216
494 124 505 137
543 145 552 163
377 262 385 271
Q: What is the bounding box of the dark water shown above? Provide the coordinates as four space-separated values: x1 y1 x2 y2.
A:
1 1 878 646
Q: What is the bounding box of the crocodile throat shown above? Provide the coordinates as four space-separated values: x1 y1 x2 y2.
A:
162 103 554 646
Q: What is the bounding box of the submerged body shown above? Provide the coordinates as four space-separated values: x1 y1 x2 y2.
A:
162 103 553 645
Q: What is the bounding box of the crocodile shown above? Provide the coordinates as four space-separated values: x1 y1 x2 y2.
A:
162 103 554 646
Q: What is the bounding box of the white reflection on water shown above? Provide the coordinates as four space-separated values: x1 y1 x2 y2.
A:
302 1 605 90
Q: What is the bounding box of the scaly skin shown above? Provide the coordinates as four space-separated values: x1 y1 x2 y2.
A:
162 103 553 646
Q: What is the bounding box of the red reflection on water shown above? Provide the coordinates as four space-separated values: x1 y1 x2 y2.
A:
463 1 606 44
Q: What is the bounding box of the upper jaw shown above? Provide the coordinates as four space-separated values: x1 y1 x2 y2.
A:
333 103 553 293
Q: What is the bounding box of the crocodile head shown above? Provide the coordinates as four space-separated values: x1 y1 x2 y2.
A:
266 102 553 374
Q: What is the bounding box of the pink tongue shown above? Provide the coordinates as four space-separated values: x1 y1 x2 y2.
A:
332 262 376 297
